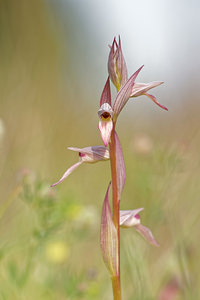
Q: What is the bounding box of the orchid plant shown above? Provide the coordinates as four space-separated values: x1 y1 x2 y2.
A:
51 36 167 300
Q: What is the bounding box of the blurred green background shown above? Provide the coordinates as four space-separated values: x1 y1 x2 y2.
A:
0 0 200 299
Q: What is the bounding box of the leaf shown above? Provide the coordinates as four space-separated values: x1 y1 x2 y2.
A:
100 183 119 277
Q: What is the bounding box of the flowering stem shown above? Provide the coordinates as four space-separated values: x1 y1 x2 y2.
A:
109 123 121 300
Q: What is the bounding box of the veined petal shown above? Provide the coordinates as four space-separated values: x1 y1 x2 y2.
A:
130 81 168 111
108 38 118 88
100 77 111 106
120 208 159 247
114 131 126 197
99 118 113 147
113 65 144 118
131 81 164 97
100 183 119 277
144 93 168 111
68 146 110 162
116 36 128 87
51 161 83 187
120 208 144 227
51 146 109 187
135 224 160 247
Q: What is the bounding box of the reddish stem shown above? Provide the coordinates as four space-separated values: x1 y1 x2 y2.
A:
109 123 121 300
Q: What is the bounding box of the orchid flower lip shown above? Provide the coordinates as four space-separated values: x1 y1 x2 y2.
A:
98 118 113 147
98 103 114 147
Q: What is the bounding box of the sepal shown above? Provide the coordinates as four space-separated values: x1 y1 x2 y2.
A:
130 81 168 111
113 66 143 118
100 77 111 106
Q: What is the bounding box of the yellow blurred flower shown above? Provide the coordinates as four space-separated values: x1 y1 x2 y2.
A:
66 203 83 221
87 282 100 297
45 241 70 264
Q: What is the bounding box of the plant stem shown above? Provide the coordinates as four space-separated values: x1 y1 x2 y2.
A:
112 276 121 300
109 123 121 300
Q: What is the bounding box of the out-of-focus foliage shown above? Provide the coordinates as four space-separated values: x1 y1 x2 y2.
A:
0 1 200 299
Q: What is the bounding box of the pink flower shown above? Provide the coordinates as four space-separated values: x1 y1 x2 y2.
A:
98 67 142 145
100 183 159 277
51 146 109 187
98 77 113 147
120 209 159 246
98 36 167 146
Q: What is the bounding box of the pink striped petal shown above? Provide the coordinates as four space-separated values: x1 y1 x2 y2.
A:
144 93 168 111
120 208 144 227
117 36 128 86
116 36 128 86
100 77 111 106
108 38 118 88
100 183 119 277
68 146 110 162
131 81 164 97
114 131 126 197
51 161 83 187
99 118 113 147
135 224 160 247
113 66 144 118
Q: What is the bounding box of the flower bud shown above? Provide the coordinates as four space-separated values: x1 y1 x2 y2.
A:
108 36 128 91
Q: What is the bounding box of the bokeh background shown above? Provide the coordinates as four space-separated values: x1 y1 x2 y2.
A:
0 0 200 299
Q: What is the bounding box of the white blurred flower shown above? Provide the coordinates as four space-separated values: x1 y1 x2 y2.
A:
131 133 153 155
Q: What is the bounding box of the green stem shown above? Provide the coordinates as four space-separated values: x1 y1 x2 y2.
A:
109 123 121 300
